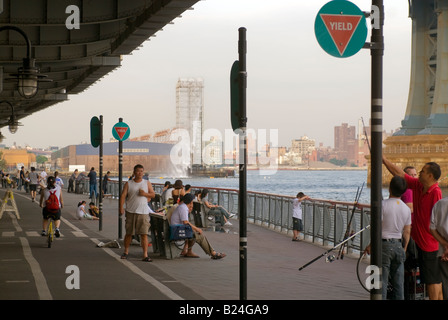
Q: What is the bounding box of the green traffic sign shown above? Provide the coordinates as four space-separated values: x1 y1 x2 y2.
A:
230 60 240 132
112 121 130 141
315 0 367 58
90 116 101 148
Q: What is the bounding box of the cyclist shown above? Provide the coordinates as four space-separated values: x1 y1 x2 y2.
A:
40 176 64 237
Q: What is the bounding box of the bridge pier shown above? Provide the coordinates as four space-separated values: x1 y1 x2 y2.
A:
379 0 448 185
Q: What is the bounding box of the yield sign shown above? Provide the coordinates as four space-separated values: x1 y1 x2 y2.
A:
320 14 362 56
314 1 367 58
112 121 130 141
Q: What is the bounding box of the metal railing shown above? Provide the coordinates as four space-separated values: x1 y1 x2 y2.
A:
62 177 371 257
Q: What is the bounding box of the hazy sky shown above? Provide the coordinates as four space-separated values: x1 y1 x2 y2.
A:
7 0 411 150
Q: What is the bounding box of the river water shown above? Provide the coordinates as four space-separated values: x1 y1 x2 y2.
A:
149 169 383 205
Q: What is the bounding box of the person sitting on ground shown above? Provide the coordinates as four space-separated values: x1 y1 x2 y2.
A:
199 189 234 226
170 193 226 260
88 202 99 218
76 201 99 220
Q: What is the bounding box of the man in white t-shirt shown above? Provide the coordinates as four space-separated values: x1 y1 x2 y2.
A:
170 193 226 260
366 176 411 300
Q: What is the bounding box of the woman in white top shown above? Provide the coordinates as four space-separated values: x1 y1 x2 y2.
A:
76 201 99 220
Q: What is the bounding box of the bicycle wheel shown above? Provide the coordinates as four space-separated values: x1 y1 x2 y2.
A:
47 220 54 248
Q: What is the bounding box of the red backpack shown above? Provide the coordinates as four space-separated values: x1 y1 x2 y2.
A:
46 190 60 212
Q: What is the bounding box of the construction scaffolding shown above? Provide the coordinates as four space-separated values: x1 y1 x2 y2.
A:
175 78 204 166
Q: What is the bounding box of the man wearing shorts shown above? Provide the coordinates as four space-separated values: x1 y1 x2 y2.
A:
28 167 39 202
119 164 155 262
383 156 443 300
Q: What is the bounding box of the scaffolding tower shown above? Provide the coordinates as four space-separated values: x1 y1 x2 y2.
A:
175 78 204 166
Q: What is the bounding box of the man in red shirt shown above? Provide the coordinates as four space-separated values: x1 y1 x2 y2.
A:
382 156 443 300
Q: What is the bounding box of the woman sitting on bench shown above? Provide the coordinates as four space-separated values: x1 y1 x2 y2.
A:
199 189 234 226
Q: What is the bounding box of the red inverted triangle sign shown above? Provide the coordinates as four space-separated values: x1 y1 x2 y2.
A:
320 14 362 56
114 127 128 140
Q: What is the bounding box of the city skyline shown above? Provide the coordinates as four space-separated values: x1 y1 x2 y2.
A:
3 1 411 150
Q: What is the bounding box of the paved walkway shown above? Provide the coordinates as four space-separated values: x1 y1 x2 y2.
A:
0 187 369 300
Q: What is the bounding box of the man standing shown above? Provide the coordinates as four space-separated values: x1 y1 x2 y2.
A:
366 176 411 300
87 167 97 199
430 198 448 300
18 166 25 191
119 164 155 262
382 156 443 300
28 167 39 202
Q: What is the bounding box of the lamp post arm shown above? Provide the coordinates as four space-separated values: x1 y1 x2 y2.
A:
0 25 32 59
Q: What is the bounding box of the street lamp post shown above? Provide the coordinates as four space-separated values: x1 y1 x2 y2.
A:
0 25 50 98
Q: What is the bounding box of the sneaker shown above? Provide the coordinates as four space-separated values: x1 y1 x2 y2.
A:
41 230 47 236
55 229 60 238
224 221 232 226
207 216 213 221
229 213 236 219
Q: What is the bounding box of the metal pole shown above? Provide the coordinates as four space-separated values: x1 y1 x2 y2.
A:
118 117 123 239
238 27 248 301
370 0 384 300
99 115 103 231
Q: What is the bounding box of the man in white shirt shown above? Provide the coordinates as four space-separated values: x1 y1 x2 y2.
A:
170 193 226 260
366 176 411 300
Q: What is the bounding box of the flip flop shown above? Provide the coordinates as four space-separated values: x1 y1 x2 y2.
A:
211 252 226 260
142 257 152 262
120 253 128 259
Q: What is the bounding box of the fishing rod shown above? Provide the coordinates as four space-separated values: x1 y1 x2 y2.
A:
361 117 371 153
337 182 364 260
298 225 370 271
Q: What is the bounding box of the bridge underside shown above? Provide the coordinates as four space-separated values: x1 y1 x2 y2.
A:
0 0 199 130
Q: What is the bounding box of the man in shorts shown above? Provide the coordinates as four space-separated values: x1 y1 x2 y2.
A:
28 167 39 202
383 156 443 300
119 164 155 262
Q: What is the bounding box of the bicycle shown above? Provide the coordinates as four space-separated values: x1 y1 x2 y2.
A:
46 215 56 248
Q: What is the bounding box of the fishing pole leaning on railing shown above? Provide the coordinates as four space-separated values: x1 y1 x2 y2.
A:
298 225 371 271
337 182 364 260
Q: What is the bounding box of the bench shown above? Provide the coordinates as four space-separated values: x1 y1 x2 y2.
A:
149 205 189 259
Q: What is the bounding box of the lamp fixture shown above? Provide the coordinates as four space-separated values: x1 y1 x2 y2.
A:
0 100 22 134
1 26 51 99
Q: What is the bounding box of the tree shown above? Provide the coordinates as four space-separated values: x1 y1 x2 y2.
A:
36 155 48 164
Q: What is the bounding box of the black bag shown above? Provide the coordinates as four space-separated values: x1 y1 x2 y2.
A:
170 224 193 241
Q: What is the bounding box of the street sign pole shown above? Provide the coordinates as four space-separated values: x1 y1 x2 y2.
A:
238 27 248 301
370 0 384 300
118 117 123 240
99 115 103 231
